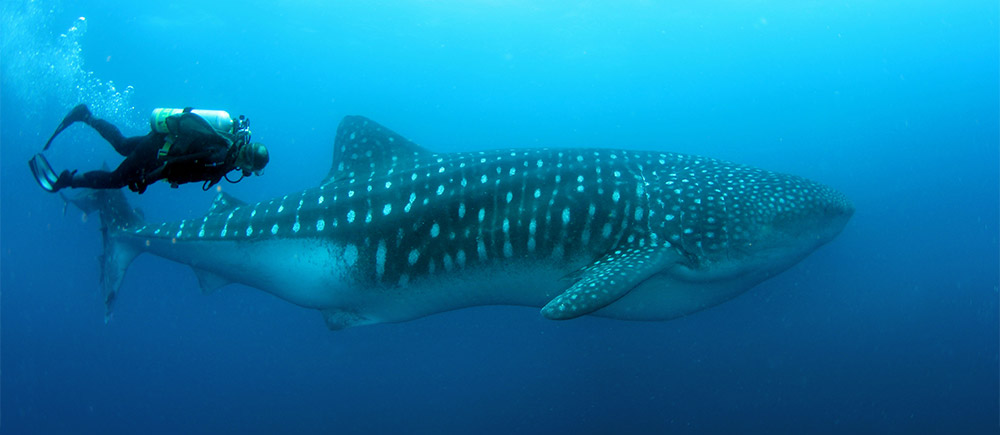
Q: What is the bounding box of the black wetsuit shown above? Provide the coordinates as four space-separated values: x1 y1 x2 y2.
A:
69 113 238 193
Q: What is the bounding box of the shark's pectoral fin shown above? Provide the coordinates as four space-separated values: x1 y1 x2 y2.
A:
542 243 676 320
192 268 232 294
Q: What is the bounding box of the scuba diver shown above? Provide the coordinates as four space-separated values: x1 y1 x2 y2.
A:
28 104 269 194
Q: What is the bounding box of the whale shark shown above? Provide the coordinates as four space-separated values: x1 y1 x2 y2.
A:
68 116 853 329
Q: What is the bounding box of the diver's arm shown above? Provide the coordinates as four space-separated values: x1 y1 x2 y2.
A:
144 150 215 181
162 150 215 166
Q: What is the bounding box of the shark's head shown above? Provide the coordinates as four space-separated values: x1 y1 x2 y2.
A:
730 176 854 265
646 157 853 280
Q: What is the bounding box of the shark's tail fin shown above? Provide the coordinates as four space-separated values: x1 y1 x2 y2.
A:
62 188 144 321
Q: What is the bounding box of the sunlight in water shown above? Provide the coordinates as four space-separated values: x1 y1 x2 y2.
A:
1 3 142 130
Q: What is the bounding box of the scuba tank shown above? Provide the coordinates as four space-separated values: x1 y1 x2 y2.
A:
150 108 234 134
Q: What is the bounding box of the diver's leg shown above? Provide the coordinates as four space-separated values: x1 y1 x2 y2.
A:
67 170 127 190
73 150 159 193
28 151 133 192
86 118 134 155
42 104 135 156
66 150 150 190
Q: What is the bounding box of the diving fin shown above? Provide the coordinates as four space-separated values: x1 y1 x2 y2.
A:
28 154 60 192
43 104 91 151
28 154 75 193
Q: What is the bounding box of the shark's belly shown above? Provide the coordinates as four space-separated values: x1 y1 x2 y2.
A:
143 237 349 309
591 273 754 320
343 264 760 327
143 236 573 324
322 260 578 329
140 236 793 328
592 249 815 321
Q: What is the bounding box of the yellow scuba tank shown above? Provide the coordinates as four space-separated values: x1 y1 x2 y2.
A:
150 108 234 134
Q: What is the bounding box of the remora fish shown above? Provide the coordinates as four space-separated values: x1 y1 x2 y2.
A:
71 116 853 329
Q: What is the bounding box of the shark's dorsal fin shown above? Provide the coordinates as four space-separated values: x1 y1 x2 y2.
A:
322 116 434 185
541 243 678 320
207 192 246 216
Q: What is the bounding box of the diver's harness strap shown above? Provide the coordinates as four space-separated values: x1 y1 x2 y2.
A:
157 107 195 161
157 134 175 159
156 108 193 160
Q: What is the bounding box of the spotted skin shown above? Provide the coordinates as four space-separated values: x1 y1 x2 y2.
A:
86 116 853 329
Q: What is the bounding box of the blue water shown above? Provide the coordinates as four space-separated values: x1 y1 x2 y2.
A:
2 1 997 433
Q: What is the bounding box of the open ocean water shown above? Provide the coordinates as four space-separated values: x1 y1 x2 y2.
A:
1 0 997 433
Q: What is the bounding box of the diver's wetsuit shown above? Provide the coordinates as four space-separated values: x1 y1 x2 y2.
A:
69 113 238 193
